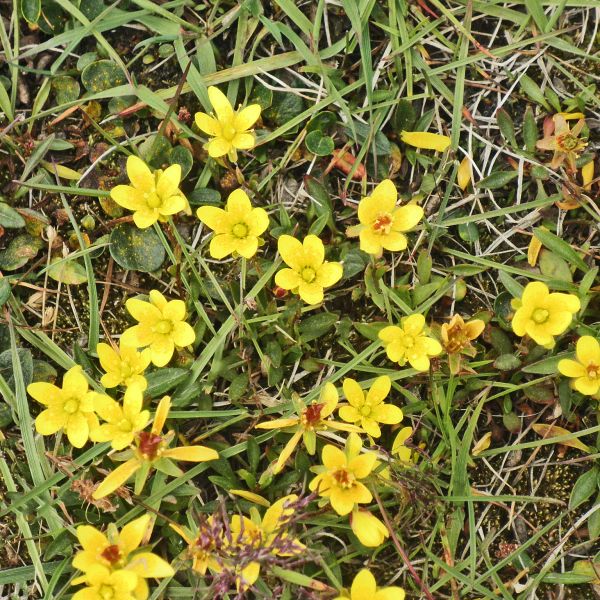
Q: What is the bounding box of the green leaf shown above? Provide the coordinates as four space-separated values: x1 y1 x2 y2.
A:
569 468 598 510
299 312 338 343
588 494 600 540
306 111 337 133
188 188 221 206
496 109 518 148
0 235 43 271
305 130 334 156
0 204 25 229
522 352 571 375
145 368 188 397
498 270 524 298
169 145 193 179
534 227 588 272
51 76 80 105
47 258 87 285
229 373 248 402
341 247 369 279
109 224 166 273
523 107 538 153
0 279 11 309
0 348 33 393
539 250 572 283
80 60 126 93
20 0 41 23
519 74 551 111
264 91 305 126
493 354 522 371
344 121 391 155
477 171 518 189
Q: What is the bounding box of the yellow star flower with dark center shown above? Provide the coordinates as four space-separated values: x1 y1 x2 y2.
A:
379 314 442 372
338 376 403 438
91 387 150 450
97 341 151 391
92 396 218 499
170 517 223 576
510 282 580 349
28 365 105 448
255 382 360 473
121 290 195 367
196 189 269 259
72 514 173 600
334 569 405 600
348 179 423 257
536 114 587 171
558 336 600 397
110 156 189 229
440 314 485 374
274 234 343 305
195 86 261 162
309 433 376 516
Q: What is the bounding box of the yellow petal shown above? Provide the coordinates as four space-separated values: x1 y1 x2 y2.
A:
229 489 271 507
162 445 219 462
63 365 88 397
320 382 339 417
206 137 231 158
172 322 195 348
316 262 343 287
209 233 237 259
297 281 324 305
152 396 171 434
582 160 594 191
277 235 303 270
458 156 472 190
576 335 600 365
149 337 175 367
156 164 181 198
393 204 423 232
528 235 543 267
126 552 175 578
558 358 586 378
232 132 255 150
233 236 259 259
126 298 161 323
303 234 325 266
133 208 159 229
403 313 425 336
77 525 108 551
322 444 346 469
28 382 61 405
234 104 261 131
66 412 90 448
351 569 377 598
197 206 228 233
92 459 140 499
126 156 154 191
343 378 364 409
195 112 221 136
350 511 389 547
401 131 451 151
273 429 303 473
472 431 492 456
207 86 234 121
366 375 391 404
274 268 301 291
247 207 269 237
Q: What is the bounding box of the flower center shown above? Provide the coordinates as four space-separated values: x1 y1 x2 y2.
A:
332 468 355 489
587 364 599 380
100 544 122 565
532 308 549 324
154 320 173 335
301 402 324 428
145 193 162 209
373 213 393 235
98 585 116 600
301 267 317 283
138 431 164 460
359 405 371 417
232 222 248 238
557 133 578 151
222 124 237 141
402 335 415 349
63 398 79 414
117 418 133 432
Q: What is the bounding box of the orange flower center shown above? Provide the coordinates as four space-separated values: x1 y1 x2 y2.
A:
587 364 599 380
532 308 549 324
301 402 324 428
301 267 317 283
332 467 355 489
232 222 248 239
154 320 173 335
101 544 122 565
138 431 164 460
63 398 79 414
556 132 579 151
373 213 393 235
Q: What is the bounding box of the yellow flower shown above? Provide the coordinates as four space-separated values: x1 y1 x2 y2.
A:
110 156 189 229
92 396 218 499
122 290 195 367
511 282 580 348
72 513 173 600
97 341 151 391
274 234 343 304
348 179 423 257
339 376 403 438
441 315 485 354
196 189 269 259
558 336 600 396
91 387 150 450
400 130 450 151
170 517 223 576
195 86 261 162
229 495 305 590
255 383 360 473
536 114 587 171
28 365 103 448
350 509 389 547
334 568 405 600
391 426 414 463
72 566 139 600
309 433 376 516
379 314 442 372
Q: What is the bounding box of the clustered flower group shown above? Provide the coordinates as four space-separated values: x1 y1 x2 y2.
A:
25 86 596 600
